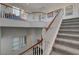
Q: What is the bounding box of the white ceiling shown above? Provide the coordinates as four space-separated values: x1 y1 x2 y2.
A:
9 3 71 13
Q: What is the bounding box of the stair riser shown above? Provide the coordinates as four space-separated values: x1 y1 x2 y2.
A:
57 35 79 41
59 31 79 35
63 19 79 23
53 47 73 55
60 27 79 29
61 25 79 28
51 50 65 55
56 40 79 49
61 23 79 26
60 29 79 31
60 28 79 31
63 18 79 21
62 21 79 24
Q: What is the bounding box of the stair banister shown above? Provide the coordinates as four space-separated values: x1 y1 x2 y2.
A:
46 9 61 31
19 36 43 55
42 9 63 55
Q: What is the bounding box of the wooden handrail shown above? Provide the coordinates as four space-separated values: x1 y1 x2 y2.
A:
0 3 20 10
0 3 12 8
19 37 43 55
46 9 61 31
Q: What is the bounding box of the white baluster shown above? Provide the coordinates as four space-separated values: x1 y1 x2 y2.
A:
1 8 3 18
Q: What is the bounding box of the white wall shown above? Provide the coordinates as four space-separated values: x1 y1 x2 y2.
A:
44 3 71 13
27 13 41 21
63 3 79 19
21 12 28 21
0 4 1 18
0 27 1 54
27 11 57 23
1 27 42 55
0 18 47 28
44 3 79 19
27 4 79 23
27 13 47 22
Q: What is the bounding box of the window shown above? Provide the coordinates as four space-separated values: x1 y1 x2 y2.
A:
41 13 46 19
12 6 20 16
5 7 13 14
0 4 1 17
65 5 73 16
12 36 27 50
20 10 28 20
78 4 79 15
39 15 41 20
12 37 20 50
0 4 6 17
47 12 53 18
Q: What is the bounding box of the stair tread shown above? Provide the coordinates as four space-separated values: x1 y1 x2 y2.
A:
60 29 79 31
61 25 79 27
61 23 79 26
63 18 79 20
63 19 79 22
52 18 79 55
56 38 79 45
62 22 79 24
60 26 79 29
54 44 79 54
51 51 62 55
58 33 79 37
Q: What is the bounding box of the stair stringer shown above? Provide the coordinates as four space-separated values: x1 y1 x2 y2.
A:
42 10 63 55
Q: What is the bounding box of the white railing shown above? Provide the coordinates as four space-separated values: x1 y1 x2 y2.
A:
42 9 63 55
0 3 47 22
0 3 27 21
0 3 55 22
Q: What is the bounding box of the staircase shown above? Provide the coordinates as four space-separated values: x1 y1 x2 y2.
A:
50 18 79 55
18 9 63 55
